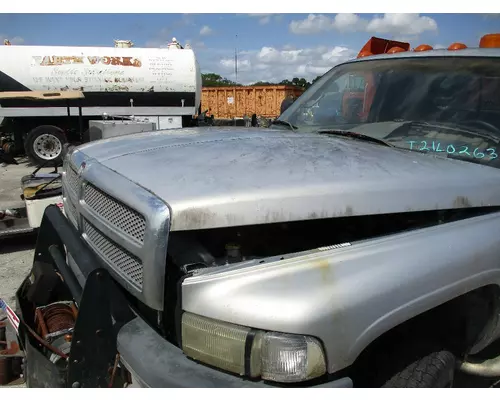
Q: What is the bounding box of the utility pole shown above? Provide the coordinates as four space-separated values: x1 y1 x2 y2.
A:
235 34 238 84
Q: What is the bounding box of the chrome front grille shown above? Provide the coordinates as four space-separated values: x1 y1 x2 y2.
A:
83 219 144 288
60 151 170 310
65 195 79 226
65 166 80 199
83 184 146 243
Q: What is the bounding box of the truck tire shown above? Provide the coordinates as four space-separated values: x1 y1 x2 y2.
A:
382 349 456 388
24 125 68 167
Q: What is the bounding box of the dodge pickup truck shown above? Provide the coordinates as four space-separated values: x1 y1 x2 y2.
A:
12 34 500 388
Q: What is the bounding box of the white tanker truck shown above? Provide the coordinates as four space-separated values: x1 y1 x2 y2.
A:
0 39 202 166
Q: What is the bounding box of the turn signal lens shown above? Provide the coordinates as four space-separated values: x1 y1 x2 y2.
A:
261 332 327 383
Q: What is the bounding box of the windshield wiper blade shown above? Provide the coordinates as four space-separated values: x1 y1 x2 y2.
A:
317 129 394 147
271 119 297 131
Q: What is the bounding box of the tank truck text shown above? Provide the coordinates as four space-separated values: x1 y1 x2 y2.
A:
33 56 142 67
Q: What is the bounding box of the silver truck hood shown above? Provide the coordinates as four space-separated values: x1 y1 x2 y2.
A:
76 127 500 231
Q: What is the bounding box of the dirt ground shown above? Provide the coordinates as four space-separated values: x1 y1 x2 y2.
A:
0 157 55 211
0 157 53 387
0 234 37 388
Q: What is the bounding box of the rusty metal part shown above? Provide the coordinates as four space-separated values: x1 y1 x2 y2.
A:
36 303 76 339
43 304 75 334
2 142 15 154
28 303 78 360
0 341 20 356
21 320 68 360
35 308 49 338
70 303 78 319
108 353 120 388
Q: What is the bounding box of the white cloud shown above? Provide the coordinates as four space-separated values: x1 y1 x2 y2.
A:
220 58 251 70
366 14 437 36
248 13 281 25
289 14 338 35
0 34 24 45
199 25 213 36
212 44 356 84
333 13 367 32
289 13 437 37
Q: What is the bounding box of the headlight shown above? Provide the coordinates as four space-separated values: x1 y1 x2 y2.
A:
181 312 326 383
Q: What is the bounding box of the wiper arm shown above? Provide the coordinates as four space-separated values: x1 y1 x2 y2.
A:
317 129 394 147
271 119 297 132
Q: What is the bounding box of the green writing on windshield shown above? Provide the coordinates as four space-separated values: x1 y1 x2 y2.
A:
407 140 498 160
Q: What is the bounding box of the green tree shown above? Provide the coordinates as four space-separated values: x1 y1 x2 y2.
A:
202 73 240 87
287 77 311 89
312 75 322 84
250 81 275 86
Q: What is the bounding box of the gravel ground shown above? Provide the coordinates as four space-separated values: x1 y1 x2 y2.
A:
0 157 54 210
0 234 37 388
0 234 36 306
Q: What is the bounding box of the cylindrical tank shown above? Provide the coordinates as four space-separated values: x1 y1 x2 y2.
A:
0 44 201 111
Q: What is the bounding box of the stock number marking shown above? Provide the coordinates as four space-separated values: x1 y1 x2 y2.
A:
407 140 498 160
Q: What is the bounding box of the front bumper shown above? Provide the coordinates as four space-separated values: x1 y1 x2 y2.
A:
15 205 353 388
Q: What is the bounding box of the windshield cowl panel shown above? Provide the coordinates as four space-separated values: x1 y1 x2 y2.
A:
280 56 500 169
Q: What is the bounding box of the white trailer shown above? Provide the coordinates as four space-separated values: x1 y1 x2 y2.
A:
0 39 202 166
0 92 159 239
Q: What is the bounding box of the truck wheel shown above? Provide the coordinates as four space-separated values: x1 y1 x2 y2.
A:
24 125 68 167
382 349 456 388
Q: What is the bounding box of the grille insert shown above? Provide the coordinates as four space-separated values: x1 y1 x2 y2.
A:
64 197 78 227
83 219 143 288
83 184 146 243
65 167 80 200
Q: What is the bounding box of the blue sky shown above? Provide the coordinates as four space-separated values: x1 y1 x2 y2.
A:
1 13 499 83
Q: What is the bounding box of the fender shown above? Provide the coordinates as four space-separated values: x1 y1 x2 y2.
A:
182 211 500 374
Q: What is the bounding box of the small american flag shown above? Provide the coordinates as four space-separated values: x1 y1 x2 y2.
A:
0 297 20 332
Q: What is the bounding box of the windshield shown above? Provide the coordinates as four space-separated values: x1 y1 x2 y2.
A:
278 56 500 169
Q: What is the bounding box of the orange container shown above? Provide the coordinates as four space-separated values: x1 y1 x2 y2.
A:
201 85 304 119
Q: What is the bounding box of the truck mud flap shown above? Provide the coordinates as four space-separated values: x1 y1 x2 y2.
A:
15 205 136 388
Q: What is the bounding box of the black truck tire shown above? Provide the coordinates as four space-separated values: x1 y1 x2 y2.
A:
24 125 68 167
382 349 456 388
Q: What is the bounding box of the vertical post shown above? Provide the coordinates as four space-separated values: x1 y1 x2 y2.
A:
78 100 83 140
235 34 238 85
66 101 71 126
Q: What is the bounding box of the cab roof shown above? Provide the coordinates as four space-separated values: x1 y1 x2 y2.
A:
347 47 500 65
